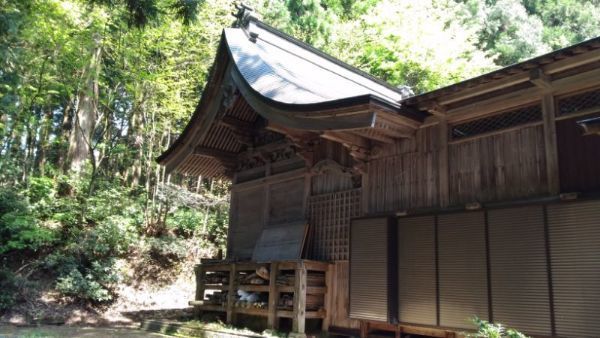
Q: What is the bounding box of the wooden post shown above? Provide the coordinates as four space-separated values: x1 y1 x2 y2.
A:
438 118 450 207
322 263 333 331
227 263 237 324
360 321 369 338
542 94 560 195
267 262 279 329
292 261 307 337
194 264 205 318
194 264 205 301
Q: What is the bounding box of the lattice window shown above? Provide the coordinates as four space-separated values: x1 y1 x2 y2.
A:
451 104 542 140
307 189 361 261
558 89 600 116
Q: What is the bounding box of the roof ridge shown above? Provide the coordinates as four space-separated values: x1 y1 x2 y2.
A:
244 17 409 99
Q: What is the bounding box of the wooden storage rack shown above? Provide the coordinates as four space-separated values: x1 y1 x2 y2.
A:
190 260 332 336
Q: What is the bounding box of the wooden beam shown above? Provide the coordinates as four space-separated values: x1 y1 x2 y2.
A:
438 48 600 106
422 101 447 117
529 68 552 90
542 94 560 195
448 67 600 123
321 131 369 149
220 115 254 131
194 146 237 165
352 129 395 144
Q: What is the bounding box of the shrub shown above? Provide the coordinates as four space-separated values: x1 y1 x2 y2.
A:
0 188 56 254
0 269 18 312
467 317 530 338
166 208 204 237
55 260 117 303
146 236 188 266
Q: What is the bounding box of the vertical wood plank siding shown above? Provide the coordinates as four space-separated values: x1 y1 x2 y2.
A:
366 126 440 213
437 211 489 329
308 189 361 261
448 125 547 206
547 200 600 338
268 178 305 226
330 261 361 329
556 113 600 193
488 206 552 335
397 215 437 326
229 186 266 259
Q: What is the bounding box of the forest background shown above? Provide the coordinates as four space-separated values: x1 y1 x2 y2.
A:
1 0 599 324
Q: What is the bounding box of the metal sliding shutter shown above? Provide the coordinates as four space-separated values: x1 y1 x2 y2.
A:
547 200 600 338
350 217 393 322
438 211 488 329
488 206 552 335
397 215 437 326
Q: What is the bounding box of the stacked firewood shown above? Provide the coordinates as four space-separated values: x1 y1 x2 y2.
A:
205 291 227 305
203 272 228 284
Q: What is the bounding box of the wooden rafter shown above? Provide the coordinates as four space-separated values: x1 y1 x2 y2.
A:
194 146 237 167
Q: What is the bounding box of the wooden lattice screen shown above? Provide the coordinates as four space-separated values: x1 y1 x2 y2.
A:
307 188 361 261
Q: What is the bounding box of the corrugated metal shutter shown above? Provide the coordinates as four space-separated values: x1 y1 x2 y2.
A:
397 215 437 326
350 217 392 322
547 200 600 338
488 206 552 335
438 211 488 329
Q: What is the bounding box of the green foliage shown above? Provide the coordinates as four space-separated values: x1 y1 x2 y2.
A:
1 0 598 312
467 317 530 338
0 268 19 311
0 188 56 255
146 236 188 266
54 261 118 303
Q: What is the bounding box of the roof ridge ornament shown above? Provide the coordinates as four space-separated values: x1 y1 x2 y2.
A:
233 3 259 30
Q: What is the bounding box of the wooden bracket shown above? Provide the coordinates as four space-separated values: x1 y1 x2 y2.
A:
529 68 553 90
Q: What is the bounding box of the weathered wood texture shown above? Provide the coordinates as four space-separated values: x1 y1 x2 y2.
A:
329 261 361 330
448 125 547 205
311 140 356 195
365 126 440 213
556 113 600 193
228 187 266 259
307 189 361 261
268 178 306 226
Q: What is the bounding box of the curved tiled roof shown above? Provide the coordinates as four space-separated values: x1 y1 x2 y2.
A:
225 21 406 106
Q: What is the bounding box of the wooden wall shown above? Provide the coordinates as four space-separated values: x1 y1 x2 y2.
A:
557 113 600 193
364 122 550 214
228 186 266 259
365 126 440 213
448 124 547 205
268 178 306 226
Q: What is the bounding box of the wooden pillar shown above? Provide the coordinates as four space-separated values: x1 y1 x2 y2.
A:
194 264 206 318
293 261 307 336
267 262 279 329
360 321 369 338
438 118 450 207
542 94 560 195
322 263 333 331
194 264 205 301
226 263 237 324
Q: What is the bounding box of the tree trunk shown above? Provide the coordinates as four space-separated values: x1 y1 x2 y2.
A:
35 106 54 176
67 39 102 174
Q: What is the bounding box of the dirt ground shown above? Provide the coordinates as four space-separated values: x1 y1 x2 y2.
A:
0 324 170 337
